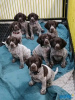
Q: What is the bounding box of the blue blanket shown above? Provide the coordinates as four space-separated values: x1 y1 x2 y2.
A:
0 21 74 100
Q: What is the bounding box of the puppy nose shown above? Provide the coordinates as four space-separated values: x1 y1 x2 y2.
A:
45 39 49 44
55 43 60 49
14 25 18 28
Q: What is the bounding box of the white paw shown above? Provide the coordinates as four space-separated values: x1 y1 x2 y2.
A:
29 81 34 86
40 89 46 95
31 35 34 40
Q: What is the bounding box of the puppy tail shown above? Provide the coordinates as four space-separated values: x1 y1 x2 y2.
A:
54 67 58 75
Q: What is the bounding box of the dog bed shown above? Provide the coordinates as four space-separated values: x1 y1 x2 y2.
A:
0 21 74 100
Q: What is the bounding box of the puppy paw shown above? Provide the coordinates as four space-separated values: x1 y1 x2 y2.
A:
61 63 66 68
40 89 46 95
41 29 44 33
31 35 34 40
26 35 30 39
12 59 16 63
19 65 24 69
29 81 34 86
49 61 54 68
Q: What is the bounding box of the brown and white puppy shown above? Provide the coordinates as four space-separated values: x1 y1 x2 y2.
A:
7 36 31 68
26 55 58 95
9 21 22 43
28 12 44 39
50 37 68 68
32 34 52 66
14 12 30 39
45 20 58 38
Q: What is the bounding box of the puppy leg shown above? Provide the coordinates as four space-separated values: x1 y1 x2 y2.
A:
40 77 46 95
50 55 54 68
12 57 16 63
25 27 30 39
61 50 68 68
30 27 34 40
61 58 66 68
19 56 24 68
29 79 35 86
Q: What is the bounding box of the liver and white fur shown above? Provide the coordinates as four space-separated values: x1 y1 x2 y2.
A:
7 36 31 68
28 13 44 39
14 12 30 39
32 34 52 66
26 55 58 94
45 20 58 38
50 37 68 68
9 21 22 43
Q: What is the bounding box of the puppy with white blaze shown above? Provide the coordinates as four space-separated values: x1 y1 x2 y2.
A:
7 36 31 68
26 55 58 95
14 12 30 39
9 21 22 44
45 20 58 38
28 12 44 40
32 34 52 66
50 37 68 68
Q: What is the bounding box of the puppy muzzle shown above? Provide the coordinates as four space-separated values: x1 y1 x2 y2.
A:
30 63 37 72
55 43 60 50
50 26 55 33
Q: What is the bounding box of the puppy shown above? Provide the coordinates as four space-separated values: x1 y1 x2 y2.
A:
28 12 44 39
32 34 52 66
26 55 58 95
50 37 68 68
9 21 22 43
14 12 30 39
7 36 31 68
45 20 58 38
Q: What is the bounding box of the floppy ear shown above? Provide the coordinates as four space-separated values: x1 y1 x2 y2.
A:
47 34 52 40
61 39 67 49
23 14 26 21
38 56 42 64
53 21 58 28
44 22 50 30
28 14 31 21
34 13 39 20
25 58 30 68
14 14 18 21
37 36 42 44
50 39 55 47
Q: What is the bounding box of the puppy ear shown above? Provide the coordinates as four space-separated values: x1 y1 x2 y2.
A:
38 56 42 64
47 34 52 40
50 39 55 47
28 14 31 21
61 39 67 48
18 22 21 29
14 14 18 21
6 36 11 45
34 13 39 20
23 14 26 21
53 21 58 28
45 22 50 30
37 36 41 44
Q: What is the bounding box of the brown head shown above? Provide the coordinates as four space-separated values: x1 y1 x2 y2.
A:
50 37 67 50
37 34 52 47
45 20 58 33
28 12 39 23
26 55 42 72
14 12 26 23
9 21 21 32
6 36 20 48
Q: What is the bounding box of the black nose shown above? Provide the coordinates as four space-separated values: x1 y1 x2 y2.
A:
50 28 54 33
10 44 14 48
44 39 49 44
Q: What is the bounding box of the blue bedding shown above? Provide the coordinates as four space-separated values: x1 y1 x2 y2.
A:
0 21 74 100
